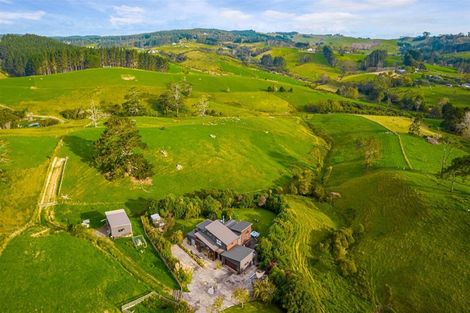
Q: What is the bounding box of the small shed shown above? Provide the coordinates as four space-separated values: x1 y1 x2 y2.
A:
426 136 439 145
105 209 133 239
150 213 165 228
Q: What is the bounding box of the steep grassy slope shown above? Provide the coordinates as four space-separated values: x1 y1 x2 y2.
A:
308 113 470 312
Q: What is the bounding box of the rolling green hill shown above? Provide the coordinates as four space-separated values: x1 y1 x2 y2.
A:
0 31 468 313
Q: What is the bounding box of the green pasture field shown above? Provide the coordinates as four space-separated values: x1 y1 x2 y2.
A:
0 67 356 117
0 135 59 243
308 114 408 185
308 112 470 312
56 115 325 217
333 170 470 312
0 227 148 312
393 85 470 108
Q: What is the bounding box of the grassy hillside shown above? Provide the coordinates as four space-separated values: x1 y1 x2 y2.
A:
393 85 470 108
307 114 470 312
0 67 358 116
293 34 399 54
0 135 58 246
54 116 326 223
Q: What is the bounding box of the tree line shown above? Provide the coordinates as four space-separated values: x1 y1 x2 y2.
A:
0 34 168 76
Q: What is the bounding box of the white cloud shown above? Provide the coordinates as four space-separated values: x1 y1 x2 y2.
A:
318 0 416 11
220 9 251 20
0 10 45 24
263 10 296 20
109 5 145 26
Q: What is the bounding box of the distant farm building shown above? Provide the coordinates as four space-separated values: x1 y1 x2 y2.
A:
426 136 440 145
105 209 133 239
187 219 255 273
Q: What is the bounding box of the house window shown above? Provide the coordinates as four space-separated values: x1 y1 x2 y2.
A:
216 239 222 246
118 228 125 232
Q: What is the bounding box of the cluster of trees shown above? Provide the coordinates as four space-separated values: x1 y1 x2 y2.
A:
403 49 424 67
358 137 381 170
142 217 193 288
336 86 359 99
147 189 286 222
304 99 404 116
94 116 154 180
260 54 286 69
287 168 327 200
154 82 192 117
330 228 359 276
0 109 25 129
399 33 470 72
0 34 168 76
357 74 431 112
441 103 470 136
57 29 289 48
322 46 336 66
266 85 293 92
361 49 387 70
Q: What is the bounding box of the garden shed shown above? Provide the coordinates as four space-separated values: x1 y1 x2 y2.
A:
105 209 133 239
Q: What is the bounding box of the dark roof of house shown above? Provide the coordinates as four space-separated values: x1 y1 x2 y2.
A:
221 246 254 262
105 209 131 227
197 219 212 231
195 231 223 253
205 220 239 245
227 221 252 233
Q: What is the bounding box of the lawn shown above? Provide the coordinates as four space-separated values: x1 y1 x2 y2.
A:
114 217 179 290
0 228 149 312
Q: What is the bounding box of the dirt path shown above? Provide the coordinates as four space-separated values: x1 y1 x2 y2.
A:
40 157 67 208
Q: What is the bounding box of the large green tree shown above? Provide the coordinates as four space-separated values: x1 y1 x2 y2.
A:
94 116 154 180
442 155 470 192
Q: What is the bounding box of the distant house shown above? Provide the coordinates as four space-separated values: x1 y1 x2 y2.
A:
105 209 133 239
307 48 316 53
462 83 470 89
187 219 255 273
396 68 406 74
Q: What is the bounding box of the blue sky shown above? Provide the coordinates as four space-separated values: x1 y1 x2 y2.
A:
0 0 468 38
